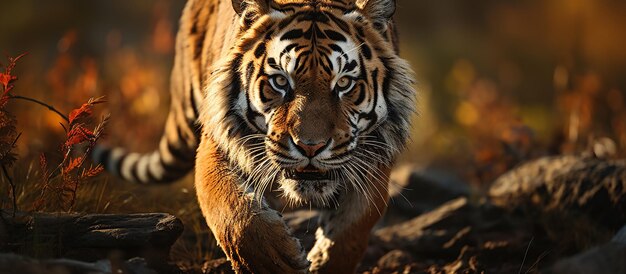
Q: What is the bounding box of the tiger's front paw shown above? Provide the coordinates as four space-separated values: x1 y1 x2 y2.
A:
227 209 310 274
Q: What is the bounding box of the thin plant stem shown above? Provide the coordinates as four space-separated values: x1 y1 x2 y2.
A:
8 95 69 122
1 133 21 218
1 164 16 218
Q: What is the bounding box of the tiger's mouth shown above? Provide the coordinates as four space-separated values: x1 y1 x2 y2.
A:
284 165 331 181
279 166 340 207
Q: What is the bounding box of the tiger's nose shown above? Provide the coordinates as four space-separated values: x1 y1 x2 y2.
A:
294 138 327 157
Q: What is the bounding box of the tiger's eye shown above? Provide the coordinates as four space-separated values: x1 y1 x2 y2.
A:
337 77 351 89
275 75 288 87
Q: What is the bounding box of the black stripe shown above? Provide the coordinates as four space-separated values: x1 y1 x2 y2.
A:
159 152 194 172
258 80 270 103
254 42 266 58
298 11 330 23
381 59 402 125
228 54 244 107
317 44 332 55
319 57 332 75
324 30 346 42
326 12 351 34
97 148 112 169
284 43 298 53
360 69 380 132
245 61 255 89
190 87 200 119
193 32 205 60
268 58 281 70
168 141 194 162
329 44 343 53
115 154 126 177
353 83 366 105
355 26 365 38
295 55 310 74
294 55 304 73
281 29 304 40
343 60 358 73
323 55 334 72
146 165 161 182
129 158 141 182
361 44 372 60
278 13 300 29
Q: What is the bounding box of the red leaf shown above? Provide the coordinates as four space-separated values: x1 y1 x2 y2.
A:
64 125 95 147
63 156 83 174
67 96 106 125
68 103 93 125
0 53 26 93
0 72 17 91
82 165 104 178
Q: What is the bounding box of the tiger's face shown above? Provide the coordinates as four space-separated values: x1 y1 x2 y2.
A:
204 0 415 206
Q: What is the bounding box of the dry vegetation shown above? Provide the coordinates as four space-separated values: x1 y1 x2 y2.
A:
0 53 214 270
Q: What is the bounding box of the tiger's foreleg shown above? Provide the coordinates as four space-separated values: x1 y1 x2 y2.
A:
195 135 309 273
307 165 391 274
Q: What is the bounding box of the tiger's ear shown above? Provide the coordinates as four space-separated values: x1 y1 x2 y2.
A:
356 0 396 31
232 0 270 16
232 0 271 28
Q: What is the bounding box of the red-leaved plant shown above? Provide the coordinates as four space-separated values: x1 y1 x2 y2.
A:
35 96 109 212
0 53 25 217
0 53 109 214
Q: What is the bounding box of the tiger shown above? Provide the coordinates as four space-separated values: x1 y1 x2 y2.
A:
93 0 416 273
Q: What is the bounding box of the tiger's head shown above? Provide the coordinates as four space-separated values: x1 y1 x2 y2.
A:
202 0 416 206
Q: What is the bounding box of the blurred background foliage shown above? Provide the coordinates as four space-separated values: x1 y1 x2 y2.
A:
1 0 626 184
1 0 625 268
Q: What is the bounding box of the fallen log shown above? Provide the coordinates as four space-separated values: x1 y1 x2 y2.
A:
1 211 183 271
0 253 161 274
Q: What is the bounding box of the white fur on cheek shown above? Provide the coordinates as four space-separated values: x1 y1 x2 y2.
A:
268 9 287 20
342 10 363 22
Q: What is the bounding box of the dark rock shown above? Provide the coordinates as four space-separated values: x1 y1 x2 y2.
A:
362 197 541 273
283 209 319 251
489 156 626 230
547 243 626 274
439 246 482 274
489 155 626 251
2 211 183 271
0 253 165 274
384 165 470 226
613 226 626 244
376 249 414 270
373 198 474 255
546 226 626 274
202 257 234 274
